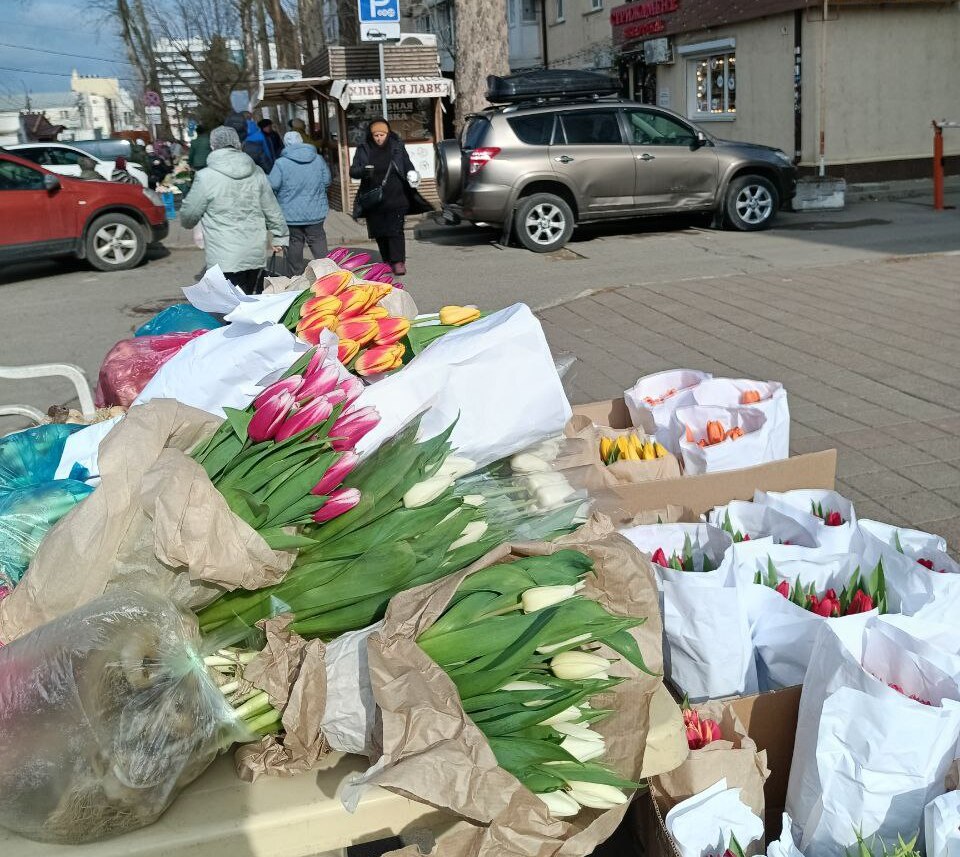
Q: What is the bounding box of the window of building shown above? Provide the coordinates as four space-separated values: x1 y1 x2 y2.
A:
522 0 538 22
680 40 736 119
559 110 623 145
508 0 516 26
59 110 69 119
555 0 564 21
589 0 602 11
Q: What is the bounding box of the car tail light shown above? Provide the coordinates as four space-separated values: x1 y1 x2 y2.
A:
468 147 501 175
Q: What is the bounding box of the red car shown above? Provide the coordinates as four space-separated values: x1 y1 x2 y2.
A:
0 148 168 272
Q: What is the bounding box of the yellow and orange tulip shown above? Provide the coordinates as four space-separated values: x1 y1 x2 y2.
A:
355 342 405 376
312 270 353 297
336 319 379 347
337 338 361 364
439 305 481 326
374 316 410 346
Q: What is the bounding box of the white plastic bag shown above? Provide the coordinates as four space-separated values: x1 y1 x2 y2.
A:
926 790 960 857
623 369 712 454
664 778 765 857
676 405 775 475
355 304 572 468
859 520 947 555
618 524 755 700
707 500 819 548
767 813 805 857
692 378 790 460
787 619 960 857
754 489 861 554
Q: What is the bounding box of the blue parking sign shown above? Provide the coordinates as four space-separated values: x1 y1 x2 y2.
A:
357 0 399 23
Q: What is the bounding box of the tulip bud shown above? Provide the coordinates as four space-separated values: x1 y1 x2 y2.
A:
535 485 575 512
338 375 365 406
253 375 301 410
248 390 295 442
564 782 628 810
560 734 606 763
502 680 551 692
510 452 551 474
274 397 334 443
297 314 339 345
538 706 583 726
439 305 481 326
550 650 611 681
339 251 372 270
354 342 405 376
312 270 353 297
535 791 581 818
303 346 330 379
524 471 571 492
449 520 488 550
535 632 592 655
403 474 455 508
374 316 411 346
552 721 601 741
312 487 361 523
461 494 486 507
336 319 379 347
299 294 342 320
521 583 583 613
337 338 360 365
437 455 477 479
330 405 380 451
296 363 340 401
311 451 359 497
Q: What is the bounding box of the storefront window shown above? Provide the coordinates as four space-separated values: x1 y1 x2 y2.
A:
344 98 435 146
692 52 736 117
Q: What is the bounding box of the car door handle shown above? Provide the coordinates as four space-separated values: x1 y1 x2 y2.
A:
554 155 575 164
637 153 655 161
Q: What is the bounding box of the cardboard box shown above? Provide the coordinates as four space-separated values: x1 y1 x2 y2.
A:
628 687 803 857
572 398 837 516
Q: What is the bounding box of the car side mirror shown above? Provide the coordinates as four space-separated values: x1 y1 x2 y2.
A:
43 173 60 191
693 131 708 149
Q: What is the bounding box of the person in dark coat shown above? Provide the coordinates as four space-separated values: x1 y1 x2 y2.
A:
259 119 283 161
188 125 211 170
349 118 432 276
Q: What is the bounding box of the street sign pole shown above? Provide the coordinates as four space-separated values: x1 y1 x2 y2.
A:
378 41 389 120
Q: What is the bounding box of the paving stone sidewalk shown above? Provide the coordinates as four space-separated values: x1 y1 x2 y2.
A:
538 251 960 551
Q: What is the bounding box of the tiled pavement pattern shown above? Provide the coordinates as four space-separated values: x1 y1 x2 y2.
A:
538 252 960 552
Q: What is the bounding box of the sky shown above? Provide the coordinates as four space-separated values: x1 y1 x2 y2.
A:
0 0 136 105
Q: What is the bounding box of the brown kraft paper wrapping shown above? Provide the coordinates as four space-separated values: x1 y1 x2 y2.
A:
0 399 296 643
566 415 682 485
355 516 687 857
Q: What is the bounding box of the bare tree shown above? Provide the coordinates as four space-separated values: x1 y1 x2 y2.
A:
454 0 509 129
114 0 173 133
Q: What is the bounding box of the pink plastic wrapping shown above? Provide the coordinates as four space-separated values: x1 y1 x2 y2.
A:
94 330 208 408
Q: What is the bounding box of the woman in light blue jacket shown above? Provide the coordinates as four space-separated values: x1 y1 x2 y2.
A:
269 131 332 276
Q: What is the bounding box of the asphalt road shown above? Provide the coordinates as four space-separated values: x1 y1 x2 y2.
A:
1 192 958 433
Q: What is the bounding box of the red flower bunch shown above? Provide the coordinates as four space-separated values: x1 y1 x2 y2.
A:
887 683 933 706
758 558 885 617
650 535 718 573
917 558 948 574
652 547 685 570
683 707 721 750
811 500 844 527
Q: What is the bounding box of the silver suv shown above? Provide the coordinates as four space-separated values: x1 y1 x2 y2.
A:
437 97 797 253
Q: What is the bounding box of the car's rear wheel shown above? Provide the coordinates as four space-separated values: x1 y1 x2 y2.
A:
85 213 147 271
724 175 779 231
514 193 575 253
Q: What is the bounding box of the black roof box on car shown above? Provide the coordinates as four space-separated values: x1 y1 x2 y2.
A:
486 69 621 104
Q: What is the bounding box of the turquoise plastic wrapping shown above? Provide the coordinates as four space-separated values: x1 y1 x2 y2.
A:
0 423 88 490
134 304 223 338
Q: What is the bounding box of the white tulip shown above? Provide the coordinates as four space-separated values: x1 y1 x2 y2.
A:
560 734 606 762
536 790 581 818
536 632 592 655
449 520 488 550
539 706 582 726
565 781 628 809
530 437 563 460
520 583 584 613
552 721 602 741
437 455 477 479
501 680 551 692
403 475 455 508
510 452 551 474
535 485 575 512
462 494 486 507
524 471 569 491
550 650 611 681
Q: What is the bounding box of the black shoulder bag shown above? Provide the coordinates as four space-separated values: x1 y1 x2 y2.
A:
356 161 394 215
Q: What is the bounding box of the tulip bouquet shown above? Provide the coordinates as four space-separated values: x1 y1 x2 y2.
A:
325 247 403 286
190 346 378 549
755 558 886 617
683 704 721 750
402 305 484 357
719 511 753 544
686 420 745 448
651 536 719 573
279 270 410 375
811 501 844 527
599 433 669 464
415 549 653 817
849 833 922 857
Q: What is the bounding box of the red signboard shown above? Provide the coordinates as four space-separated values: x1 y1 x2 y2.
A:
610 0 680 45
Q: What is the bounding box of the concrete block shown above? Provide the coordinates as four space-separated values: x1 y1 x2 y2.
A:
792 177 847 211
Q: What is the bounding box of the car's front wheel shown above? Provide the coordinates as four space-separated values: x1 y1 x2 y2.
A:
724 175 779 231
514 193 575 253
85 213 147 271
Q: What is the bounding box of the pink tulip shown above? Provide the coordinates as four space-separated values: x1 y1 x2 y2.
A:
248 391 296 442
326 247 349 263
296 363 340 401
313 487 361 522
330 405 379 450
324 388 348 406
338 375 364 406
253 375 302 410
311 451 359 496
274 397 334 442
340 252 372 270
363 262 393 279
303 346 330 380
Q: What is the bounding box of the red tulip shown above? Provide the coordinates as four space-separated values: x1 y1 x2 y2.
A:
808 589 841 617
330 405 380 451
775 580 791 599
683 709 721 750
651 548 668 567
844 589 874 615
311 451 359 497
313 487 362 522
374 316 411 346
248 390 295 442
296 363 340 401
253 375 301 410
824 510 843 527
274 397 334 443
917 558 935 570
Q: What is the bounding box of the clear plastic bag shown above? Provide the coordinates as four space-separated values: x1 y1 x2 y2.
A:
94 330 209 408
0 423 88 491
0 591 246 844
135 303 223 338
0 480 94 589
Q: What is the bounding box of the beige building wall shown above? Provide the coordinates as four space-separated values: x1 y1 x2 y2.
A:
546 0 615 69
654 13 796 156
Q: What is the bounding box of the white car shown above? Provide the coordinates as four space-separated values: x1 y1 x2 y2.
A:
8 142 149 187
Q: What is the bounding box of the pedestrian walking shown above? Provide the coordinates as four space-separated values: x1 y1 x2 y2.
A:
268 131 332 276
109 156 139 184
188 125 211 170
349 118 432 276
260 119 283 161
180 125 289 295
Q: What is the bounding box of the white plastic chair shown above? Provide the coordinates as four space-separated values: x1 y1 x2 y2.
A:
0 363 95 432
